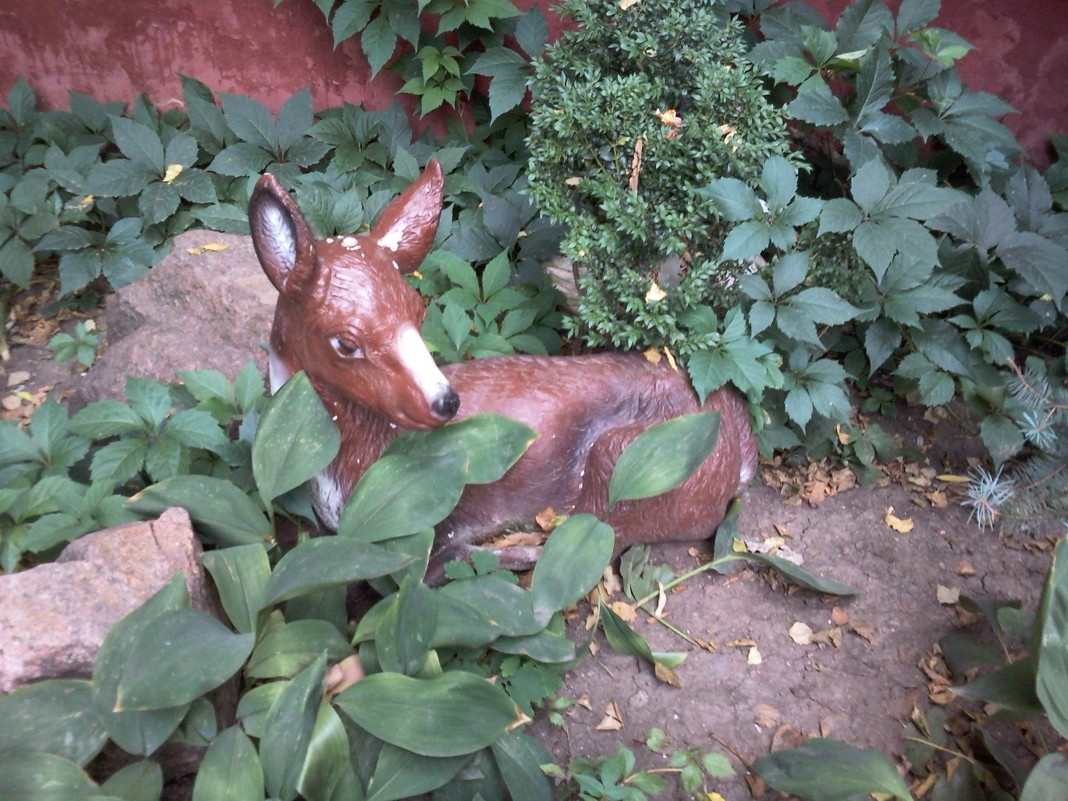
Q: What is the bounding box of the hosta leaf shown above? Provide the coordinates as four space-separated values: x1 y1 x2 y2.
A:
755 738 911 800
261 654 327 801
335 671 517 757
192 726 265 801
608 412 722 507
127 475 271 547
0 679 107 766
531 514 614 621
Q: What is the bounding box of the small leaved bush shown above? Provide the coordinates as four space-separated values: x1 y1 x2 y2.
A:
526 0 1068 488
0 369 856 800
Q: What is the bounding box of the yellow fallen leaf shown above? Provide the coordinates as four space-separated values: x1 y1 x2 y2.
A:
884 506 914 533
564 176 582 186
645 281 667 303
609 601 637 622
835 424 852 445
936 473 970 483
662 347 677 371
162 163 184 184
642 347 662 365
747 646 762 665
186 242 230 255
619 0 641 9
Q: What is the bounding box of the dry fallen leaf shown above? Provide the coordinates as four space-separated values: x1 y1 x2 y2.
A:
726 637 757 648
2 395 22 411
810 627 843 648
955 561 977 576
619 0 640 10
654 661 682 688
849 621 876 644
789 621 814 645
323 655 365 697
884 506 914 533
6 370 30 387
937 473 970 483
642 347 662 365
645 281 667 303
754 703 780 728
937 585 960 605
609 601 637 622
747 646 762 665
770 723 806 753
596 701 624 731
830 606 850 626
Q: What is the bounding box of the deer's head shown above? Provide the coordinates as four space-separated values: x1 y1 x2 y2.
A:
249 160 460 429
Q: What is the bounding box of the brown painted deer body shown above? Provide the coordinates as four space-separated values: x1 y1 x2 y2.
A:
249 160 758 579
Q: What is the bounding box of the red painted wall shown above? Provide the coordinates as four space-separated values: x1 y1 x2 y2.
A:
1 0 1065 165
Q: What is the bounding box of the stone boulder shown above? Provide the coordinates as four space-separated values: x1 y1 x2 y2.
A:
0 507 216 694
69 229 277 409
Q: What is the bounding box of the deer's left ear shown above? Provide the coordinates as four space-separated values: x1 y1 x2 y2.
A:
370 159 444 273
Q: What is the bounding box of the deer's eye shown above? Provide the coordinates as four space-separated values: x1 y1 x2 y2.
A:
330 335 364 359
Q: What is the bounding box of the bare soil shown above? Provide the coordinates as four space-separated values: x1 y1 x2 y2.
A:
2 308 1057 800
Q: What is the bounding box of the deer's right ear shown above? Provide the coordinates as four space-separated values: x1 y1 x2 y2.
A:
249 174 317 292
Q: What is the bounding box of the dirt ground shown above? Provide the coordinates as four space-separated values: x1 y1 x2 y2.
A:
2 311 1057 801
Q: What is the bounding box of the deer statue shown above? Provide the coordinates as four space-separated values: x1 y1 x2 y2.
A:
249 160 758 580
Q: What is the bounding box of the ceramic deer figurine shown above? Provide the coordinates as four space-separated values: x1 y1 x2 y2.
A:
249 160 758 579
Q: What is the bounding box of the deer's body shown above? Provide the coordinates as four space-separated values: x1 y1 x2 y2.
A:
251 160 757 577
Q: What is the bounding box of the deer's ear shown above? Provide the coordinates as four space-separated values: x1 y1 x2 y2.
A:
249 173 318 292
370 159 444 273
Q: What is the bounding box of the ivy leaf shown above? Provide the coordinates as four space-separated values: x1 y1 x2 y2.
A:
109 115 166 172
896 0 940 35
997 231 1068 310
363 14 398 76
515 5 549 57
789 83 849 125
703 177 764 221
331 0 375 47
220 93 277 151
721 220 771 261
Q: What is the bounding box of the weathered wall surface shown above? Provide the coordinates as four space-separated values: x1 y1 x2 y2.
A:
1 0 1065 164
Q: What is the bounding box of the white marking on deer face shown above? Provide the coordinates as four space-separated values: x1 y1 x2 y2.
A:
396 324 448 397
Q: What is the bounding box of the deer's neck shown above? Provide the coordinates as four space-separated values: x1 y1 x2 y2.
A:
268 348 399 530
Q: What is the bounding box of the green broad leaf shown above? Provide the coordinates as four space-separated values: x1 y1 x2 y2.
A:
515 5 549 57
896 0 939 35
376 580 438 675
362 14 397 76
115 608 254 711
126 376 172 430
762 156 798 211
0 751 99 801
174 696 217 747
434 572 540 640
364 745 466 801
740 549 856 595
72 399 147 438
492 628 576 663
208 141 273 177
469 47 530 121
90 437 148 485
1020 752 1068 801
0 679 108 766
202 545 271 634
100 759 162 801
979 413 1025 468
703 177 763 222
1036 539 1068 739
276 87 314 152
127 475 270 547
491 730 555 801
139 180 181 226
235 683 287 740
296 701 362 801
261 653 328 801
789 83 849 125
337 452 464 543
254 371 340 506
192 726 265 801
951 654 1043 716
998 231 1068 310
221 92 276 150
330 0 375 46
163 408 228 450
530 514 614 622
754 738 913 801
0 237 35 287
92 574 192 755
608 412 722 508
383 413 536 484
88 158 154 197
263 537 416 606
247 619 353 680
109 115 165 171
771 251 811 294
144 437 184 482
600 601 655 663
854 44 893 123
721 220 771 261
335 671 517 758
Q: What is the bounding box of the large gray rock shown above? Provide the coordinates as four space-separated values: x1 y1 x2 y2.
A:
0 507 215 693
70 229 277 408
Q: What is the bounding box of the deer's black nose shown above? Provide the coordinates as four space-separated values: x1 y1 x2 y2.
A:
432 387 460 420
